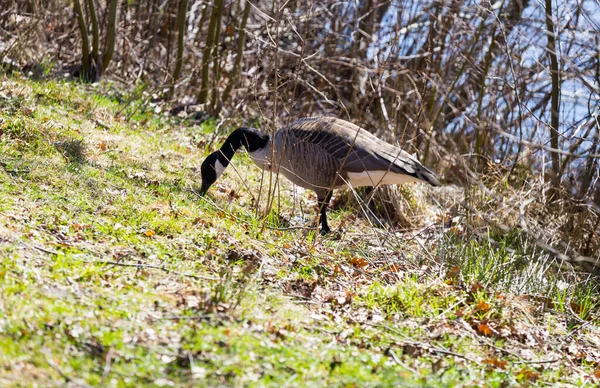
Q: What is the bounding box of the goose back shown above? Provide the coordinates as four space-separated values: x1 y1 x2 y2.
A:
249 117 439 195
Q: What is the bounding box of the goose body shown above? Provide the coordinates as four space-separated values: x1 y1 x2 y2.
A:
200 117 440 233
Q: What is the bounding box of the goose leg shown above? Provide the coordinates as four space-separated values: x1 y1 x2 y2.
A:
317 191 333 235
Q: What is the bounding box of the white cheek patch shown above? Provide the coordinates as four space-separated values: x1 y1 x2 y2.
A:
215 160 226 179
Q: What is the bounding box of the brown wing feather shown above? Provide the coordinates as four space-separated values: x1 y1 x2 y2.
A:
284 117 440 186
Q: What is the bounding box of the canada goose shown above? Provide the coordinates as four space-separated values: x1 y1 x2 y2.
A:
199 117 440 234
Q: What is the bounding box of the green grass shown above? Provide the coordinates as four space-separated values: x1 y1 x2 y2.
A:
0 74 599 386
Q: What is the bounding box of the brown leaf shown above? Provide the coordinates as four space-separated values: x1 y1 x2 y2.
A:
431 358 443 373
350 257 368 268
518 368 540 382
470 282 484 294
71 222 87 231
476 300 490 312
242 262 257 274
477 323 492 336
570 301 582 315
333 264 343 275
483 357 507 369
447 265 460 279
344 289 355 301
402 344 421 357
287 279 317 299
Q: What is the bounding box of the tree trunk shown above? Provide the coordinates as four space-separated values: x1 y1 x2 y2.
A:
545 0 561 199
73 0 91 80
199 0 223 104
189 3 209 91
169 0 189 99
102 0 119 71
220 0 251 106
210 0 225 111
86 0 100 70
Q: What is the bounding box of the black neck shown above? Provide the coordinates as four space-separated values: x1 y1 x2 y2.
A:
217 127 269 166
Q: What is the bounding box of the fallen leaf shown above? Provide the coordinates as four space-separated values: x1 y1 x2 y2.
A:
518 368 540 382
350 257 368 268
476 300 490 312
145 229 156 237
477 323 492 336
401 344 421 357
470 282 484 294
345 289 355 301
447 265 460 279
71 222 87 231
483 357 507 369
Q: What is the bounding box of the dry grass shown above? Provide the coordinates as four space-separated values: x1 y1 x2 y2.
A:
0 74 599 386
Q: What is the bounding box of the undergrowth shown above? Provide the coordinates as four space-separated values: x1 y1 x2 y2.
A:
0 74 599 386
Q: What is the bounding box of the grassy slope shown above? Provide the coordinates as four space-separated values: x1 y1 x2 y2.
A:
0 75 599 387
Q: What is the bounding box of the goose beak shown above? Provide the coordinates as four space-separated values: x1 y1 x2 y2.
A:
199 181 211 196
199 151 221 197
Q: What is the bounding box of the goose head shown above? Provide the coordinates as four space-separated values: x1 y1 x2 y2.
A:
199 127 269 196
199 151 226 195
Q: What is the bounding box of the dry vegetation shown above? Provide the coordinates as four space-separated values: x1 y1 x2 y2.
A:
3 0 600 264
1 0 600 386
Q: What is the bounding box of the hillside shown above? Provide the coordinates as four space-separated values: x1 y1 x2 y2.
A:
1 75 599 386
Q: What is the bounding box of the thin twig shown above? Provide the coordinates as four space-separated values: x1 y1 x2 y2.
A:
266 225 311 231
388 349 419 374
162 314 211 320
85 260 218 281
515 358 563 365
399 340 480 365
32 245 59 255
360 320 481 365
47 359 92 388
101 347 115 383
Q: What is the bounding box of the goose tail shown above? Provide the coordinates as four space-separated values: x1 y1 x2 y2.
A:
415 164 441 187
